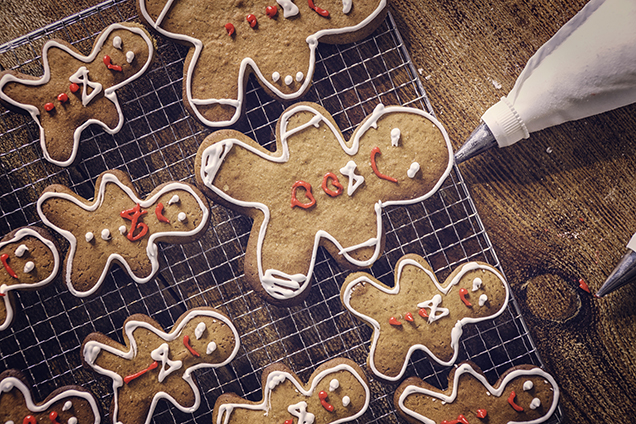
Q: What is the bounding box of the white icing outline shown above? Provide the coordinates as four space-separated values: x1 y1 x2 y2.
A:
0 23 154 167
342 260 509 381
83 308 240 424
199 104 453 301
36 172 209 298
397 363 559 424
215 363 370 424
137 0 387 127
0 228 60 331
0 376 100 424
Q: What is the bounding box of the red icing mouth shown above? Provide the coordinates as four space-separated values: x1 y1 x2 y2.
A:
1 253 18 279
103 55 123 71
319 390 334 412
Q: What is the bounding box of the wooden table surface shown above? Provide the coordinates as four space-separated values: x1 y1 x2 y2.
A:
2 0 635 422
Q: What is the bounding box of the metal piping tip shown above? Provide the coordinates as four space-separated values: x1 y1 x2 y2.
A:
596 250 636 297
454 122 498 164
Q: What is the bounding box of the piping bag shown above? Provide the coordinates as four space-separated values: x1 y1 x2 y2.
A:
455 0 636 163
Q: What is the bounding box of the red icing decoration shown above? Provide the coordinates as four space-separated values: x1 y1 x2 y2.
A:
418 308 428 318
49 411 60 423
476 408 487 419
23 416 37 424
319 390 334 412
404 312 414 322
507 391 524 412
120 203 149 241
225 23 235 35
370 147 398 183
291 181 316 209
57 93 69 103
124 360 159 384
459 287 472 307
307 0 330 16
1 253 18 279
389 316 402 326
246 14 257 27
155 203 170 223
183 335 201 357
284 421 293 424
322 172 343 197
44 102 55 112
103 55 123 72
441 415 469 424
266 5 278 18
69 83 79 93
578 278 591 294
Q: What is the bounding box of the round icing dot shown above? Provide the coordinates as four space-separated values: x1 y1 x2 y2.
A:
168 194 180 205
407 162 420 178
272 72 280 82
478 294 488 306
68 417 78 424
126 51 135 63
342 0 352 13
119 225 127 235
523 380 534 391
530 397 541 409
207 341 217 354
284 75 294 85
63 400 73 411
390 128 401 146
15 244 28 257
178 212 187 223
23 261 35 273
329 378 339 391
101 229 111 240
85 232 94 242
342 396 351 407
472 277 483 292
195 322 207 340
295 71 304 82
113 35 122 49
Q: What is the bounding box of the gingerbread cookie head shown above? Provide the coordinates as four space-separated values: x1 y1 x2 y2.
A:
195 102 453 306
37 169 209 297
138 0 387 127
395 362 560 424
0 226 60 331
213 358 370 424
341 254 509 381
0 22 154 167
0 369 100 424
82 307 240 424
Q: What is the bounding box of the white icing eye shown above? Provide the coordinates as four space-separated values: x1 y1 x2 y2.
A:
168 194 180 205
15 244 28 257
523 380 534 391
530 397 541 409
342 396 350 407
101 229 111 240
113 35 122 49
342 0 352 13
63 400 73 411
68 417 78 424
390 128 401 146
284 75 294 85
295 71 304 82
23 261 35 273
329 378 339 391
472 277 482 292
478 294 488 306
195 322 207 340
119 225 127 235
272 72 280 82
207 341 217 354
126 51 135 63
178 212 187 223
85 232 94 242
407 162 420 178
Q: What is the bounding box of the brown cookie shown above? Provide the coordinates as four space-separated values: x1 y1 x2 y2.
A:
37 169 209 297
195 102 452 306
137 0 387 127
341 254 509 381
81 307 240 424
0 22 154 167
0 226 60 331
213 358 370 424
0 369 100 424
394 361 559 424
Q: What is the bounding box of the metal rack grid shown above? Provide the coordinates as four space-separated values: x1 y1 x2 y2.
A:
0 0 562 422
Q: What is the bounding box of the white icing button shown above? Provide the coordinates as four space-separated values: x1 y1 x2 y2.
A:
119 225 127 235
101 229 111 240
23 261 35 273
478 294 488 306
85 232 94 242
342 395 351 407
295 71 304 82
407 162 420 178
272 71 280 82
284 75 294 86
523 380 534 391
195 322 206 340
207 341 217 354
113 35 122 49
63 400 73 411
329 378 340 391
472 277 482 292
178 212 187 223
15 244 28 257
390 128 401 146
168 194 180 205
126 51 135 63
530 397 541 409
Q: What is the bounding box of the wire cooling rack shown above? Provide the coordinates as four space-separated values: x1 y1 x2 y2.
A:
0 0 562 422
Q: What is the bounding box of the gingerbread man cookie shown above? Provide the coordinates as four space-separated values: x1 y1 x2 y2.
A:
341 254 509 381
0 226 60 331
138 0 387 127
37 169 209 297
0 369 101 424
82 307 240 424
195 102 453 306
213 358 370 424
394 362 559 424
0 22 154 167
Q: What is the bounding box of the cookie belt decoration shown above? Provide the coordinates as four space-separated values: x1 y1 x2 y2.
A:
195 102 453 306
137 0 387 127
37 169 209 297
0 226 60 331
394 362 559 424
341 254 509 381
0 369 101 424
82 307 240 424
0 22 154 167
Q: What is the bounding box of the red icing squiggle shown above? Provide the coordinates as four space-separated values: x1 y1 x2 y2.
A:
155 203 170 223
322 172 343 197
507 391 523 412
319 390 334 412
121 203 149 241
441 415 469 424
103 55 123 72
459 287 471 307
183 335 201 357
307 0 330 16
266 5 278 18
291 181 316 209
370 147 397 182
124 360 158 384
1 253 18 279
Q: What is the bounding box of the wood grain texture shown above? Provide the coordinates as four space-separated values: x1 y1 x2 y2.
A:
1 0 635 422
